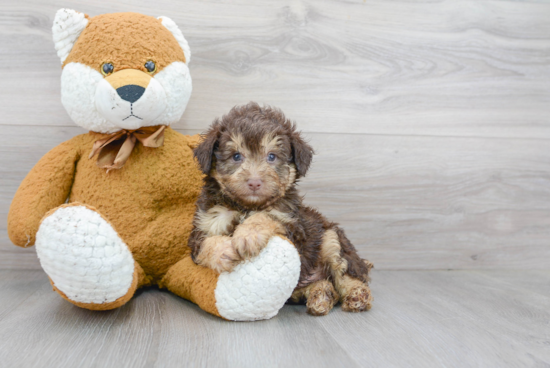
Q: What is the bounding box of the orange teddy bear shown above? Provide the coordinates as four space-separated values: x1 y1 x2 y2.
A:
7 9 301 321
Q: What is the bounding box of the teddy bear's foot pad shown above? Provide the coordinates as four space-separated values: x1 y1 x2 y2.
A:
214 236 301 321
35 205 135 305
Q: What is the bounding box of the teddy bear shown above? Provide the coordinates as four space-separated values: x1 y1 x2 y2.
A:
7 9 301 321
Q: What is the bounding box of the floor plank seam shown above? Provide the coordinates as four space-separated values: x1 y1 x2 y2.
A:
1 123 550 142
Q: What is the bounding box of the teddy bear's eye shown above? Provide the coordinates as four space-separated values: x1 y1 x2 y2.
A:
145 61 156 73
101 62 114 76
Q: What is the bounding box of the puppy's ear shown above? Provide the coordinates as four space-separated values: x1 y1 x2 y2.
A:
194 124 220 174
290 131 314 177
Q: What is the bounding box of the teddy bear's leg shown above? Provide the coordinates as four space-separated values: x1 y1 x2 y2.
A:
160 236 301 321
35 203 143 310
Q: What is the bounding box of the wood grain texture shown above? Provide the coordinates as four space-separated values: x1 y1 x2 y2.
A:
2 2 549 367
1 0 550 270
0 269 548 367
1 0 550 138
1 127 549 270
317 270 550 367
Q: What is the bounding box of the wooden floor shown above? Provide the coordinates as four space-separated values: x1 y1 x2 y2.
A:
1 0 550 367
0 269 548 367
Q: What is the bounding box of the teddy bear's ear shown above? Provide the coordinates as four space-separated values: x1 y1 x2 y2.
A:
158 16 191 64
52 9 89 64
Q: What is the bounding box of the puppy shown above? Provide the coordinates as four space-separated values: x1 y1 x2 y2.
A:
189 102 373 315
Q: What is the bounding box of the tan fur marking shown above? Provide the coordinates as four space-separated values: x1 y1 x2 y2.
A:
226 133 250 157
195 235 240 273
241 158 265 178
232 212 285 259
214 131 293 207
320 229 372 311
196 205 239 236
291 280 339 316
105 69 151 89
339 275 373 312
320 230 348 290
261 134 281 154
267 208 294 224
285 164 297 191
217 152 281 207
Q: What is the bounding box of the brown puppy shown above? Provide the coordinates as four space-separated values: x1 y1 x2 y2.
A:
189 102 373 315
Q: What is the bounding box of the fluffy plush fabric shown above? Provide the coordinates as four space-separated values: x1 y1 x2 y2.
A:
215 237 301 321
62 12 186 70
7 10 301 321
94 71 168 129
9 129 204 281
9 128 300 319
190 103 373 315
53 9 88 63
58 11 192 133
158 16 191 64
61 62 109 132
36 204 137 307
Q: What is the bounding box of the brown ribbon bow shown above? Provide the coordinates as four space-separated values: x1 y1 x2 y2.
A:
89 125 166 171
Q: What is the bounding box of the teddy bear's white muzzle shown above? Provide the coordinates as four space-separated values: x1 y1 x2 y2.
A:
95 77 167 130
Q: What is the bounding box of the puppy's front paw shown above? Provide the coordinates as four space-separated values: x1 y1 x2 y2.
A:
215 241 241 273
231 212 284 260
231 226 270 260
196 236 241 273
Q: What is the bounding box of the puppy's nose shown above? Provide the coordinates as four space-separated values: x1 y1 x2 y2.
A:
247 179 262 191
116 84 145 103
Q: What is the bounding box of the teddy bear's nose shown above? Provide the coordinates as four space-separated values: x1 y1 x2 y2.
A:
116 84 145 103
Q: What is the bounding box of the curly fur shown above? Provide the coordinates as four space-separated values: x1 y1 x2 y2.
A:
189 102 374 315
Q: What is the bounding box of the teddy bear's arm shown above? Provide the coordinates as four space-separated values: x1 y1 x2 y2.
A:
7 139 80 247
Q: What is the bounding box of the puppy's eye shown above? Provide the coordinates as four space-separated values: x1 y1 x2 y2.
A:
267 153 277 162
233 153 242 162
101 62 114 76
145 60 156 73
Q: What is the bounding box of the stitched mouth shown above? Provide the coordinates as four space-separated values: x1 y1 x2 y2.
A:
122 103 143 121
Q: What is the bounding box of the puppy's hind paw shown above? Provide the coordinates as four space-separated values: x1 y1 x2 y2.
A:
341 284 373 312
305 280 339 316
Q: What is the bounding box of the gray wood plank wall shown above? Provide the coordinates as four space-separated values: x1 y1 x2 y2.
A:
1 0 549 270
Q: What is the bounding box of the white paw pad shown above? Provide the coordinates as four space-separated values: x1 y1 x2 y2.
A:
215 236 301 321
35 206 135 304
